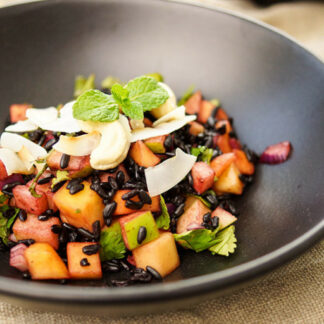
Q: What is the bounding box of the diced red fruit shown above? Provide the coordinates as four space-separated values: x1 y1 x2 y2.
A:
129 140 160 168
144 135 166 154
99 164 130 183
189 121 205 136
211 207 237 230
24 243 69 280
13 214 61 250
197 100 215 124
217 134 232 153
260 141 291 164
113 190 160 216
229 138 242 150
133 232 180 278
184 90 202 115
67 242 102 279
215 107 229 120
177 197 211 234
0 160 8 181
191 162 215 194
233 149 255 175
46 150 92 178
9 243 28 272
143 117 153 127
0 173 24 190
210 153 236 178
215 120 232 134
12 185 48 216
9 104 32 123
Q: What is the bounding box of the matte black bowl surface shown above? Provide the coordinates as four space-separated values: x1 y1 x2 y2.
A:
0 0 323 316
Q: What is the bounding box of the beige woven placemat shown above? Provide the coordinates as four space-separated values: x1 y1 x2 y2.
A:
0 0 323 323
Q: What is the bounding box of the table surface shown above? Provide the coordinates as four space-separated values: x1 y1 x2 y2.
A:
0 0 323 323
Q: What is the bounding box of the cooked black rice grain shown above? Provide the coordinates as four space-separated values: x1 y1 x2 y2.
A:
62 222 76 232
164 135 173 151
68 231 78 242
121 189 138 200
211 216 219 229
146 266 162 281
239 174 253 184
82 244 99 255
59 279 68 285
91 174 101 184
92 220 101 241
77 228 95 240
116 171 125 187
80 258 90 267
44 138 57 151
90 183 109 199
211 107 219 118
119 260 130 271
130 271 152 283
18 239 35 246
22 272 31 280
173 203 185 218
103 202 117 222
187 173 193 186
165 152 176 157
107 166 118 174
217 194 232 201
60 154 70 169
205 193 218 208
2 182 21 193
137 226 147 244
108 177 119 190
111 279 130 287
51 224 62 234
37 175 53 185
102 262 120 273
51 181 67 193
18 210 27 222
125 200 143 210
138 190 151 204
243 146 259 164
37 134 46 146
38 215 49 221
203 212 211 223
45 209 55 216
229 130 237 138
59 230 68 244
66 178 82 190
224 200 238 215
207 117 215 129
215 125 226 135
69 183 84 195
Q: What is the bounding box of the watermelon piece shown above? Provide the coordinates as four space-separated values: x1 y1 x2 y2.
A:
229 138 242 150
9 104 32 123
184 91 202 115
191 162 215 194
215 107 229 120
67 242 102 279
12 185 48 216
13 214 61 250
217 134 232 153
129 141 161 168
24 243 69 280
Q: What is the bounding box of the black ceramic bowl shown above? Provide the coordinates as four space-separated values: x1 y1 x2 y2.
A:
0 0 323 316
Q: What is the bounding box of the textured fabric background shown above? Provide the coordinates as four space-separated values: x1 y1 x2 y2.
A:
0 0 323 323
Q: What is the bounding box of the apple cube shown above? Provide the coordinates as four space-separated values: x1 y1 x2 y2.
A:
210 153 235 178
211 207 237 230
144 135 166 154
233 149 255 175
191 162 215 194
198 100 215 124
129 141 160 167
184 90 202 115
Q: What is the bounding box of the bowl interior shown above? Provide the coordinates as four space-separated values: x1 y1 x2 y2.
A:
0 0 323 293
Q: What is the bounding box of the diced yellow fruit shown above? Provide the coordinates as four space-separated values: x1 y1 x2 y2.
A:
133 232 180 278
213 163 244 195
53 181 104 232
24 243 69 280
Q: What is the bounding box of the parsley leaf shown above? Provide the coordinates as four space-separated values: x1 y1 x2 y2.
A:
74 74 95 98
100 222 126 261
156 195 170 230
51 170 71 189
178 85 195 106
209 226 237 256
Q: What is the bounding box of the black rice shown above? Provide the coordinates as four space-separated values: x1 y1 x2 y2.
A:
38 215 49 221
138 190 151 204
92 220 101 241
173 203 185 218
77 228 95 240
116 171 125 187
82 244 99 255
146 266 162 281
125 200 143 210
60 154 70 169
80 258 90 267
37 175 53 185
69 183 84 195
51 181 66 193
44 138 57 151
51 224 62 234
18 210 27 222
137 226 147 244
18 239 35 246
121 190 138 200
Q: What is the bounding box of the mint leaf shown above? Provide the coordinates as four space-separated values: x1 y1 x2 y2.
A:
126 76 169 112
100 222 126 261
209 226 237 256
178 85 195 106
73 89 119 122
51 170 71 189
74 74 95 98
101 75 121 89
174 228 219 253
156 195 170 230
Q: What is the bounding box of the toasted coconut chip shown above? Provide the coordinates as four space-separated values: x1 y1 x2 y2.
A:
5 120 38 133
0 148 30 175
26 107 58 126
153 105 185 127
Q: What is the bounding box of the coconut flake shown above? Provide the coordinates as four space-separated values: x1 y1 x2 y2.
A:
0 132 47 160
0 148 30 175
131 115 196 142
145 148 197 196
153 105 185 127
26 107 58 127
5 120 38 133
53 132 101 156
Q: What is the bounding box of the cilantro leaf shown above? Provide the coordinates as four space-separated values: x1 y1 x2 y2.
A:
73 89 119 122
125 76 169 112
51 170 71 189
100 222 126 261
74 74 95 98
174 228 219 253
209 226 237 256
156 195 170 230
178 85 195 106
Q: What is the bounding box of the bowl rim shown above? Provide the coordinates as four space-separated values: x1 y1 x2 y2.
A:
0 0 323 305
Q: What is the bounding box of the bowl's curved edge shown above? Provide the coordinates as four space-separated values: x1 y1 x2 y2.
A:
0 0 322 307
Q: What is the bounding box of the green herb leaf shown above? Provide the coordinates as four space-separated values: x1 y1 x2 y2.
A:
7 208 20 230
51 170 71 189
145 73 164 82
191 146 213 163
74 74 95 98
100 222 126 261
101 76 121 89
0 207 20 245
29 163 48 198
174 228 219 253
178 85 195 106
156 195 170 230
125 76 169 112
0 194 9 204
209 226 237 256
73 89 119 122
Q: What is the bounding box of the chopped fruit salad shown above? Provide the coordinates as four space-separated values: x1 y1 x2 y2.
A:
1 74 292 286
